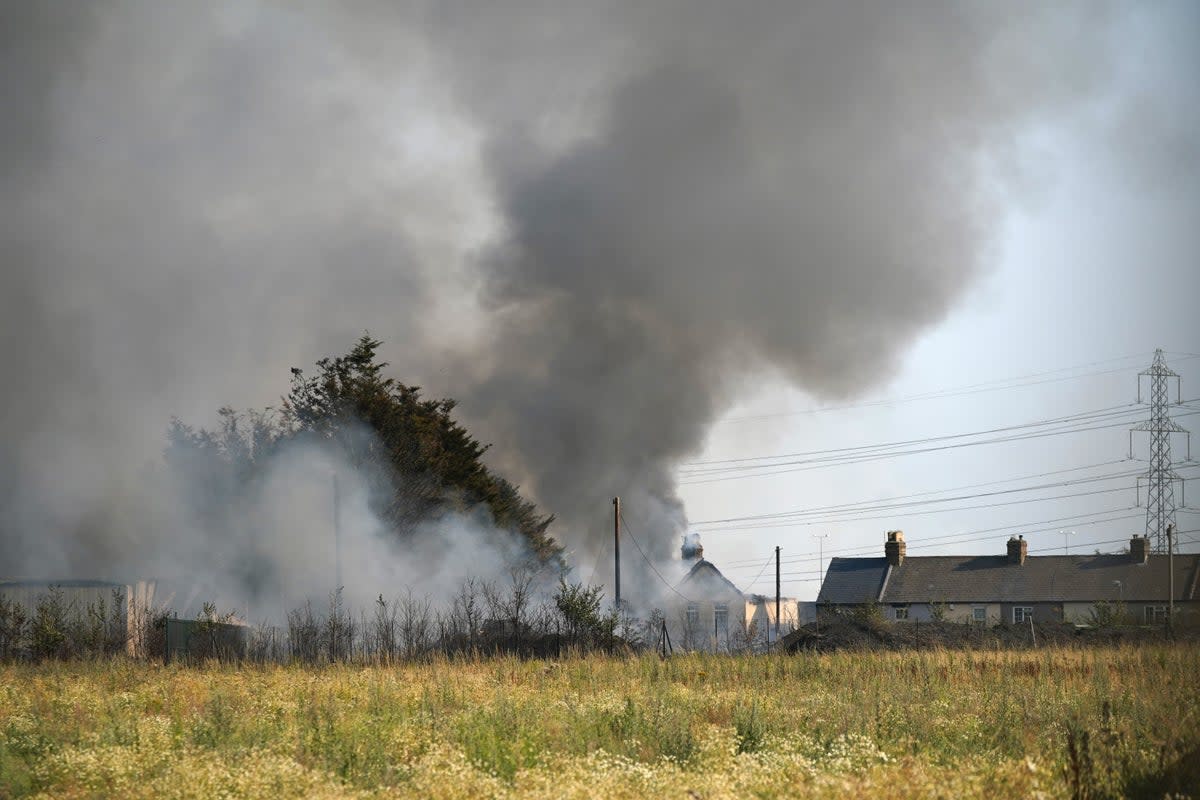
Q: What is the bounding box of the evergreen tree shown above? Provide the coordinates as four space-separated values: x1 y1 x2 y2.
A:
167 335 560 563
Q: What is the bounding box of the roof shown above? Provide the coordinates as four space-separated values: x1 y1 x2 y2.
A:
818 557 889 604
679 559 747 598
820 553 1200 604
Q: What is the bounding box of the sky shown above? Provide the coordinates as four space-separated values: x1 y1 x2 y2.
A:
685 1 1200 597
1 1 1197 610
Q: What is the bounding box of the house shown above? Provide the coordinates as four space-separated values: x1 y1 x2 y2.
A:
818 531 1200 626
665 534 812 651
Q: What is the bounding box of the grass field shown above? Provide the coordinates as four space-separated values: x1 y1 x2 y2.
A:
1 645 1197 799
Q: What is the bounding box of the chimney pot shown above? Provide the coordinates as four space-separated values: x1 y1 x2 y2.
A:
1129 535 1150 564
1007 536 1028 565
885 530 906 566
681 533 704 562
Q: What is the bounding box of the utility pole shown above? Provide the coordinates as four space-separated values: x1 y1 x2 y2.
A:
1059 529 1074 555
333 473 342 594
1131 349 1189 553
613 497 621 612
1168 523 1175 635
812 533 829 589
775 546 781 642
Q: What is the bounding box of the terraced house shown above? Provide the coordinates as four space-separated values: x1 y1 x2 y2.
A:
818 531 1200 626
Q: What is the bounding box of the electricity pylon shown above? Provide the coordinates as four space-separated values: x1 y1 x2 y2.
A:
1130 349 1189 553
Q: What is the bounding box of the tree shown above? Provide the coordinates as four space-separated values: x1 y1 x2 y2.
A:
554 578 606 642
167 334 561 563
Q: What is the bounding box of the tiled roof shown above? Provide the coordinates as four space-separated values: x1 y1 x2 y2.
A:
818 557 888 604
820 553 1200 604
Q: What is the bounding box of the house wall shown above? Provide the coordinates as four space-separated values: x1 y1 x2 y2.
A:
667 595 744 652
996 603 1060 624
1063 602 1099 624
882 601 1200 626
886 603 1003 625
744 599 808 650
886 603 933 622
665 569 755 652
943 604 1003 625
1066 601 1200 626
1172 603 1200 627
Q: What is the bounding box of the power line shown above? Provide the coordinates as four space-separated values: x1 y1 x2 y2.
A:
759 511 1143 574
684 402 1142 469
716 353 1195 425
775 525 1200 579
1028 531 1198 554
680 409 1199 486
685 397 1199 472
706 461 1145 540
722 508 1142 570
741 553 776 591
692 463 1150 527
582 534 608 588
691 468 1186 530
703 486 1146 532
684 402 1193 476
715 465 1200 531
618 512 695 603
728 512 1139 573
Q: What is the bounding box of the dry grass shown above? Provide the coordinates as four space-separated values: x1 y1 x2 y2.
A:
1 645 1197 798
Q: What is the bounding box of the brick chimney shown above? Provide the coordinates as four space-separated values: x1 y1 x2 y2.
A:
1129 535 1150 564
681 532 704 562
885 530 906 566
1007 535 1027 565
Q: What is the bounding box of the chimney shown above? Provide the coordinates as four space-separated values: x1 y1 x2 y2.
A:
1129 535 1150 564
885 530 906 567
1007 535 1027 565
681 532 704 562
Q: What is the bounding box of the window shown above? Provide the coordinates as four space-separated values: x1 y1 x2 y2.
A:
1145 605 1168 625
686 603 699 628
972 607 987 624
714 603 728 631
893 605 909 620
1013 606 1033 624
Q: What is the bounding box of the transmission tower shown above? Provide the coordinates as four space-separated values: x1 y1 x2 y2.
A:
1130 349 1189 553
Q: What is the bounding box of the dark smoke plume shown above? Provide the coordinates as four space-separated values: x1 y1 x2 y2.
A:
428 3 1119 574
4 1 1193 606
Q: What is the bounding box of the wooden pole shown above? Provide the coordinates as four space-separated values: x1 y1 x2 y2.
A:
333 473 342 594
1168 524 1175 636
775 546 781 642
613 497 621 612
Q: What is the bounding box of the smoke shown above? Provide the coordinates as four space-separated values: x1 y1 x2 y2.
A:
150 426 538 619
2 1 1192 606
429 3 1120 577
